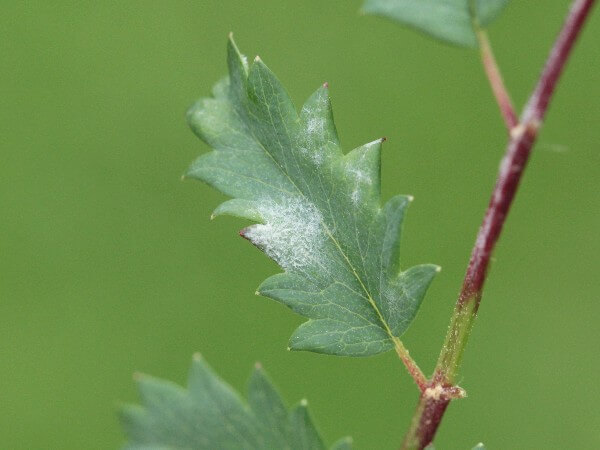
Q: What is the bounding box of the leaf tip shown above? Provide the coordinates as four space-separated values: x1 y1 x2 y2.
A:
322 81 329 89
435 265 442 273
254 361 263 370
228 31 234 40
380 136 387 143
192 352 203 361
407 195 414 202
254 290 260 296
254 55 262 63
300 398 308 407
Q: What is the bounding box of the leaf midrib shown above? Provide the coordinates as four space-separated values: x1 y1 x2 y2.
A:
241 68 397 342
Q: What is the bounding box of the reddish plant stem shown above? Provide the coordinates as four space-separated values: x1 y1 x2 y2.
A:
476 29 519 131
394 338 428 392
401 1 596 448
461 0 594 309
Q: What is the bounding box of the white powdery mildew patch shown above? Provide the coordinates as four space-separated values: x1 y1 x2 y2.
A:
296 111 329 166
305 117 327 165
306 117 325 135
311 149 325 165
245 197 326 271
346 147 375 205
348 167 372 205
348 167 372 185
297 145 324 165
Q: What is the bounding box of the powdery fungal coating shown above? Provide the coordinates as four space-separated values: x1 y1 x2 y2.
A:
306 117 325 135
348 167 372 185
346 143 376 205
299 144 325 165
244 197 326 271
303 116 327 165
349 167 370 205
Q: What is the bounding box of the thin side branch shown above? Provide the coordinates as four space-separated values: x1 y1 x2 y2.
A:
476 28 519 131
401 1 596 448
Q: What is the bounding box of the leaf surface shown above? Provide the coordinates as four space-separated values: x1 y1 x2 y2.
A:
120 355 351 449
361 0 508 47
186 36 438 357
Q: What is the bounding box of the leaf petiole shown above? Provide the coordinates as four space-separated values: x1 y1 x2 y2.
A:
475 28 519 131
393 337 427 392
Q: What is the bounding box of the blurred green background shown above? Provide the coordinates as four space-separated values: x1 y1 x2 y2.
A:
1 1 598 448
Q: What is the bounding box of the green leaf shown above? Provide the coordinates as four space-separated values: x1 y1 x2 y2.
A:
361 0 509 47
120 354 351 449
186 36 438 357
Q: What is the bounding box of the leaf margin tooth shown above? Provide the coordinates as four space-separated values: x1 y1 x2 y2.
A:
341 138 384 204
211 198 264 222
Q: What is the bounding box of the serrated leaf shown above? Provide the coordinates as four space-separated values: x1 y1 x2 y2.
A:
120 355 350 449
361 0 509 47
186 36 438 357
